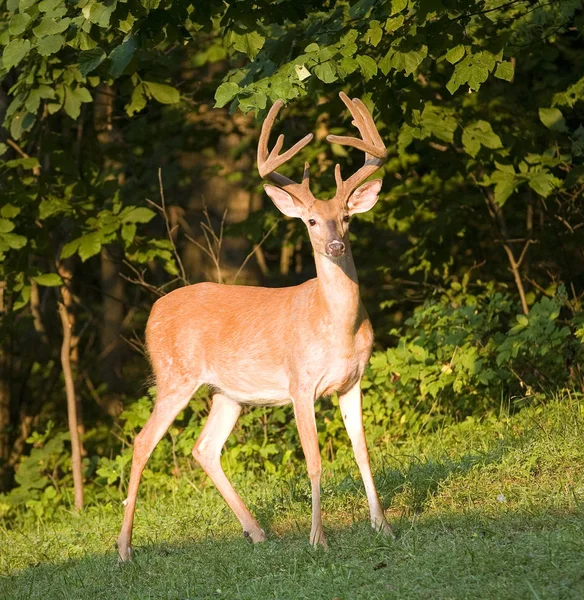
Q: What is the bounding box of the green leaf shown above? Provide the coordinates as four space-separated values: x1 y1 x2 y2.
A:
390 0 407 15
337 56 359 77
420 104 457 144
269 76 295 100
0 232 27 250
10 112 35 140
32 16 69 37
9 13 31 35
39 196 69 219
19 0 38 9
47 101 63 115
494 161 515 174
553 76 584 108
144 82 180 105
78 48 106 76
77 31 98 51
385 15 404 33
3 39 31 71
1 204 20 218
39 0 64 11
214 82 240 108
83 1 116 28
528 170 561 197
77 233 102 261
238 91 267 113
25 85 55 113
63 85 92 119
364 21 383 47
446 51 497 94
445 45 465 65
123 207 156 223
108 35 137 78
313 61 337 83
32 273 63 287
462 120 502 157
538 108 567 132
121 223 136 245
494 60 514 81
0 143 7 158
380 45 427 76
339 30 358 57
126 83 147 116
12 284 31 311
356 55 377 80
37 34 65 57
232 31 265 60
4 156 39 169
490 169 517 206
0 219 15 234
60 239 79 259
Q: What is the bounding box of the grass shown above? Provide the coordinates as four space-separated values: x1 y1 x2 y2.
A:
1 396 583 599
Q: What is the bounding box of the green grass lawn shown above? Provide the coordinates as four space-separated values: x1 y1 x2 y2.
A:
1 397 583 599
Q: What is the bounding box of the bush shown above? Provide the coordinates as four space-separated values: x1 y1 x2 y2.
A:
364 282 583 433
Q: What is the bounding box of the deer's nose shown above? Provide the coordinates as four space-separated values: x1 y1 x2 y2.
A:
327 240 345 257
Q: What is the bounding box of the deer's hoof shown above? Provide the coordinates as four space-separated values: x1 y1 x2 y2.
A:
244 528 267 544
117 542 134 563
310 528 328 550
373 519 396 539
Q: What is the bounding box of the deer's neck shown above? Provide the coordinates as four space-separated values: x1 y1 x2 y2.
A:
313 243 362 333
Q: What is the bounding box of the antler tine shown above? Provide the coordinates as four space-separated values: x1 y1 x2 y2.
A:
326 92 387 199
257 100 315 204
326 93 386 159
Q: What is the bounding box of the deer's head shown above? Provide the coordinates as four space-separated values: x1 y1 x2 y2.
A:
257 93 386 258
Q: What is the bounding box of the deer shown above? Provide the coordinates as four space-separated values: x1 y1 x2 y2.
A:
116 91 393 561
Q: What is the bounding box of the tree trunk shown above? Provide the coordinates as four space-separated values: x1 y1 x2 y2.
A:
0 281 12 490
94 85 126 391
100 246 125 390
56 260 85 450
58 301 84 510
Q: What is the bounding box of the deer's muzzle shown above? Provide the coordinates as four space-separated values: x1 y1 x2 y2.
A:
327 240 346 257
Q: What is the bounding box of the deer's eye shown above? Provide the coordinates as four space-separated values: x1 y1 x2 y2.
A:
343 215 350 223
308 219 317 226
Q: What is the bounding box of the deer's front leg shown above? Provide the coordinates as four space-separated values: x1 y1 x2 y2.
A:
339 381 394 537
292 394 327 549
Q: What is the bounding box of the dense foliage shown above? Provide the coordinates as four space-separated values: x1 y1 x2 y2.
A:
0 0 582 515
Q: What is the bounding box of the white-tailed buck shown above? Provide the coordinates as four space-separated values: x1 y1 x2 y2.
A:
116 92 393 561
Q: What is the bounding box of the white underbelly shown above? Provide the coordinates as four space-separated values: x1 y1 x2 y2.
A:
233 395 292 407
205 367 292 407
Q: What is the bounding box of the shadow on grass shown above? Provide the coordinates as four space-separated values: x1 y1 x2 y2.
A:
2 508 583 600
253 439 513 534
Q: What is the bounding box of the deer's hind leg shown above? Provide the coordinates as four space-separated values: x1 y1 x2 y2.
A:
117 379 198 562
193 393 266 543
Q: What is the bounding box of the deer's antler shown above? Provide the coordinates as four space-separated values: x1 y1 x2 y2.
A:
326 92 387 200
257 100 316 206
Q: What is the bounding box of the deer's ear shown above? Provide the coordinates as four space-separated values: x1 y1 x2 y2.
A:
264 185 304 219
348 179 382 215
